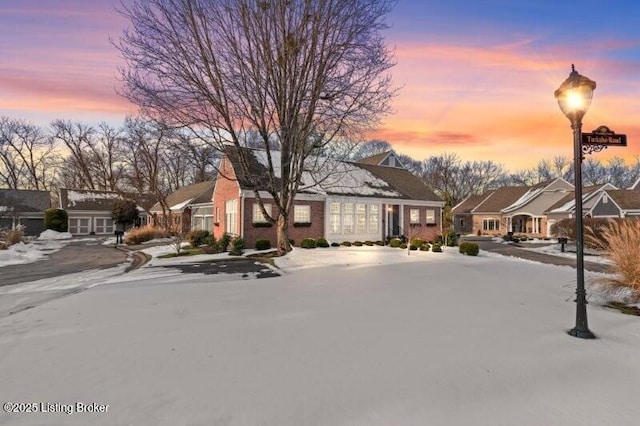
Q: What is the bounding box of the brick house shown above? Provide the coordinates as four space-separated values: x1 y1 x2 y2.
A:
212 148 444 248
149 180 215 234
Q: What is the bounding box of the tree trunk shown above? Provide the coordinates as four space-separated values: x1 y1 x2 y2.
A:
276 214 292 255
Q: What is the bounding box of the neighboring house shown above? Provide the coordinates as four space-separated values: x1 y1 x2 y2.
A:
588 189 640 218
545 183 617 226
0 189 50 236
452 178 575 237
212 148 444 248
452 186 530 236
501 178 574 236
59 188 155 236
148 181 215 234
629 177 640 190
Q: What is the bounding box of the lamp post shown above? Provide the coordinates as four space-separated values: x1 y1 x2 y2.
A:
554 65 596 339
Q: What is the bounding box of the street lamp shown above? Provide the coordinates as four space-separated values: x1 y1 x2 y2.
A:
554 65 596 339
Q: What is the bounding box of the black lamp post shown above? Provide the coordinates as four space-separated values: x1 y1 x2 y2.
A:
554 65 596 339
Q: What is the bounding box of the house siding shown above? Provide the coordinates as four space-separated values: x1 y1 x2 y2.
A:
401 205 441 242
591 199 622 217
241 198 325 248
212 157 241 240
452 214 473 235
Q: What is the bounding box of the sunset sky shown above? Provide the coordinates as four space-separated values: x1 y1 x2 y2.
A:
2 0 640 170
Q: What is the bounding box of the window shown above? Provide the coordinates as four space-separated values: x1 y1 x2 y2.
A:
369 205 379 233
603 195 608 204
329 202 341 233
426 209 436 224
94 217 114 234
204 216 213 231
225 199 238 234
356 204 367 233
342 203 355 233
410 209 420 224
252 203 271 223
483 219 500 231
214 207 220 223
459 218 465 228
294 205 311 223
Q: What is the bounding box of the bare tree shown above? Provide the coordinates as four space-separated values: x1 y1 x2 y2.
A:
0 117 59 190
352 139 393 160
116 0 396 253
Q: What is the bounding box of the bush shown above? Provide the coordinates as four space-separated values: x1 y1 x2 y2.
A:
364 241 374 246
353 241 363 246
389 238 402 248
255 239 271 250
229 237 244 255
218 232 231 252
187 229 210 247
410 238 424 247
551 217 613 249
459 242 480 256
1 227 24 247
375 241 384 246
44 208 68 232
587 219 640 294
409 243 418 251
112 199 139 227
124 225 169 245
203 233 217 247
400 243 407 249
432 242 443 252
331 242 340 247
316 237 330 248
419 243 430 251
342 241 352 247
446 230 458 247
301 238 317 249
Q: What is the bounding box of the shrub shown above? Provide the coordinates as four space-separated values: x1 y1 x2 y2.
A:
203 233 217 247
229 237 244 255
587 219 640 294
375 240 384 246
187 229 210 247
389 238 402 248
459 242 480 256
432 242 443 252
410 238 424 247
446 230 458 247
316 237 330 248
409 243 418 251
342 241 352 247
112 199 139 227
419 243 430 251
2 227 23 247
44 208 68 232
124 225 168 245
301 238 317 249
400 243 407 249
331 242 340 247
255 239 271 250
353 241 363 246
551 217 613 249
218 232 231 252
364 241 374 246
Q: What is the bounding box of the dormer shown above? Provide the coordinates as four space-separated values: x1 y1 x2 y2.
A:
356 150 405 169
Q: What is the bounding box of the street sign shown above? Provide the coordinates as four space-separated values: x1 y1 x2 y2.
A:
581 125 627 147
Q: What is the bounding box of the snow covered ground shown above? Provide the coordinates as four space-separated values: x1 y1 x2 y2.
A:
1 245 639 425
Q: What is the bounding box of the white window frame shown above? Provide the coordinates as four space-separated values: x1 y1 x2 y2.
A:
368 204 379 233
483 218 500 231
410 209 420 224
225 199 238 235
294 205 311 223
329 202 341 234
69 217 91 235
426 209 436 224
252 203 271 223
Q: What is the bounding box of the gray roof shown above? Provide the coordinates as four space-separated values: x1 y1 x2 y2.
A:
0 189 50 214
59 188 156 212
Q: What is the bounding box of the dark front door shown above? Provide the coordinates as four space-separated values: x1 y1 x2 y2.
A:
389 204 400 237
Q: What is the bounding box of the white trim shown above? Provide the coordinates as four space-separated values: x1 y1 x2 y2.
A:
68 216 92 235
240 190 444 208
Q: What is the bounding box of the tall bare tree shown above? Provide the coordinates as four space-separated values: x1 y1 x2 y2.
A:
0 117 59 190
117 0 396 253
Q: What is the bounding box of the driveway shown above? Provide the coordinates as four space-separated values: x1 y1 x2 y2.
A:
0 240 129 317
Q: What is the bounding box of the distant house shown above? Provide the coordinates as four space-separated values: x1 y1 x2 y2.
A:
59 188 155 236
0 189 51 236
148 181 215 234
452 178 575 237
212 148 444 248
452 186 530 236
545 183 617 226
587 189 640 218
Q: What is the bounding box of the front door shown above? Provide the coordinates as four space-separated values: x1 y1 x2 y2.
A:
388 204 400 237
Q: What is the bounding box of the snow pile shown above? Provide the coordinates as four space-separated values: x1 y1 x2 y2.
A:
37 229 72 240
0 240 68 267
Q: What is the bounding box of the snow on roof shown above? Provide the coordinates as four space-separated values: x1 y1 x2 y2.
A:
251 150 402 197
66 189 119 207
170 198 194 211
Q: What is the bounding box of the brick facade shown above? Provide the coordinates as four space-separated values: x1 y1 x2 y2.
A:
401 205 441 242
212 157 241 241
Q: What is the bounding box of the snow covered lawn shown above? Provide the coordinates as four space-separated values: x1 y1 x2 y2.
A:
1 247 639 425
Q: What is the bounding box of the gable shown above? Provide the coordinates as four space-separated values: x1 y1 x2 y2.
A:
356 150 405 169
